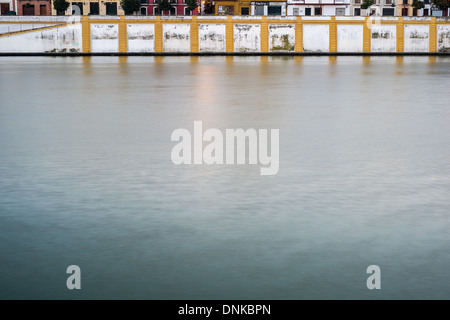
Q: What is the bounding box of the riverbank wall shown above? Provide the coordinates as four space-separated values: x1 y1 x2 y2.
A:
1 16 449 54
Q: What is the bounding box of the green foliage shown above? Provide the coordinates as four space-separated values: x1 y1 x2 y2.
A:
412 0 425 9
360 0 374 9
432 0 450 8
120 0 141 15
53 0 70 12
158 0 173 13
186 0 198 12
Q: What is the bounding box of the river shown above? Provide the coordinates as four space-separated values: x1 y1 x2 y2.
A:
0 56 449 299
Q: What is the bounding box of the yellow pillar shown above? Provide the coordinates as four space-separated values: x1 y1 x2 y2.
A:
295 16 303 53
261 16 269 53
191 16 199 53
429 17 437 53
155 16 163 53
226 16 234 53
397 17 404 53
118 16 127 53
363 17 371 53
81 16 91 53
329 17 337 53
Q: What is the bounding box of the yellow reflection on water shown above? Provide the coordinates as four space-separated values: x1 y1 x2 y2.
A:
395 56 403 75
82 56 91 75
294 56 303 65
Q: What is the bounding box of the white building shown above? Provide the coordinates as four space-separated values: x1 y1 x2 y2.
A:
287 0 351 16
0 0 16 14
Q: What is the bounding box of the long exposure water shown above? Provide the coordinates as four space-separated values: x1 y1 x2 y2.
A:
0 56 449 299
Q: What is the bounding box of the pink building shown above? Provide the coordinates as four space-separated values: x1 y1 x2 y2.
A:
139 0 199 16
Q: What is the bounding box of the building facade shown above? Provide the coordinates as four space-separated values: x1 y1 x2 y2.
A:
139 0 199 16
51 0 125 15
287 0 350 16
0 0 16 14
17 0 50 15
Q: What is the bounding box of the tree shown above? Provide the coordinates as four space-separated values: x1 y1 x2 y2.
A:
186 0 198 12
360 0 374 9
120 0 141 15
158 0 173 14
412 0 425 9
432 0 450 9
53 0 70 14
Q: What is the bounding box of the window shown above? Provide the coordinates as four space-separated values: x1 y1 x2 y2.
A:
354 0 361 4
140 0 148 3
90 2 99 15
268 6 281 15
382 8 395 15
305 8 311 16
141 7 147 15
255 5 264 15
184 7 191 15
241 7 249 15
402 8 408 16
23 4 35 15
170 0 176 3
105 2 117 15
385 0 392 4
423 9 429 15
354 8 361 16
154 7 159 15
293 8 299 15
39 4 47 15
314 7 321 16
154 0 159 3
403 0 408 4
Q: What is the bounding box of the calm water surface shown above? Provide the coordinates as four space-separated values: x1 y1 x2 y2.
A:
0 56 449 299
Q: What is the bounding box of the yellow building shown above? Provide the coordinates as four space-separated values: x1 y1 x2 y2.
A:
51 0 125 16
214 0 287 16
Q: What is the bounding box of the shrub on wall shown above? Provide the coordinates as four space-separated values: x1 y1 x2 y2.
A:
53 0 70 13
186 0 198 12
120 0 141 15
360 0 374 9
432 0 450 9
412 0 425 9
